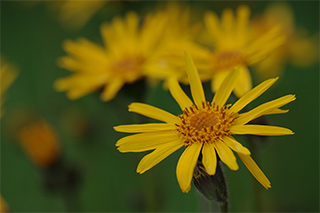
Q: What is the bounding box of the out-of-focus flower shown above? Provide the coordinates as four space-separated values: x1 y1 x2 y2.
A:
0 194 9 213
201 6 286 97
114 53 295 193
55 11 171 101
49 0 107 30
0 58 18 117
18 119 61 168
251 2 319 78
147 3 211 84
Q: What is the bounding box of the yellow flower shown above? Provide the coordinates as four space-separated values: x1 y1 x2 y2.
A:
18 119 61 168
114 53 295 193
251 2 319 78
55 12 169 101
0 58 18 117
203 5 286 97
49 0 106 30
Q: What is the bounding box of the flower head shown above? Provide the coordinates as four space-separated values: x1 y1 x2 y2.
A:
114 53 295 192
55 11 169 101
251 2 319 78
203 6 286 97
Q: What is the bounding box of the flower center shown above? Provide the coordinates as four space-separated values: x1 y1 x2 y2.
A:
211 51 245 71
176 102 238 146
112 56 145 82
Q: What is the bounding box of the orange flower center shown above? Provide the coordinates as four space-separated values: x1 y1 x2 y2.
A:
176 102 238 146
112 56 145 82
211 51 245 71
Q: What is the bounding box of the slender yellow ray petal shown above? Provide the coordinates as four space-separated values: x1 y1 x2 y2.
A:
221 8 234 39
213 140 239 171
129 103 179 124
222 136 250 155
202 143 217 175
236 5 250 47
168 77 194 110
230 124 294 136
204 11 222 43
184 52 206 107
114 123 175 133
211 70 229 93
235 95 296 125
230 77 279 113
238 153 271 189
233 66 252 98
264 108 289 115
116 131 180 152
137 139 184 174
100 79 124 101
212 67 240 106
176 143 202 193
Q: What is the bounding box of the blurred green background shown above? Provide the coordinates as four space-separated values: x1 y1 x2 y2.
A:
1 1 319 212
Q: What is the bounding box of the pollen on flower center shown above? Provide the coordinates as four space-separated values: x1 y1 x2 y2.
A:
211 51 245 71
176 102 238 146
112 56 145 81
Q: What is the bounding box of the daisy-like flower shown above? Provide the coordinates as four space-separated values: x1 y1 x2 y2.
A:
0 58 18 117
49 0 106 30
114 53 295 192
55 11 169 101
202 5 286 97
251 2 319 79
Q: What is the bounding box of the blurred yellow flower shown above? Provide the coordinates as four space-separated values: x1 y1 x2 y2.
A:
0 59 18 117
55 12 171 101
251 2 319 78
18 119 61 168
114 53 295 193
0 194 9 213
50 0 106 30
202 6 286 97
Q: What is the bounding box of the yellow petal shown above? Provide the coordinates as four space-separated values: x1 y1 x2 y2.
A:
184 52 206 107
221 8 234 39
129 103 179 124
100 79 124 101
114 123 175 133
213 140 239 171
176 143 202 193
202 143 217 175
238 153 271 189
211 70 229 93
235 94 296 125
212 67 240 107
230 124 294 136
230 77 279 113
236 5 250 47
116 131 179 152
137 139 184 174
168 77 193 111
204 11 222 42
222 136 250 155
233 65 252 98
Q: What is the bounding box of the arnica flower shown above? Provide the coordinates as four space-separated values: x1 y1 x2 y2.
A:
18 119 61 168
0 58 18 117
202 5 286 97
49 0 106 30
114 53 295 192
55 12 169 101
251 2 319 78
